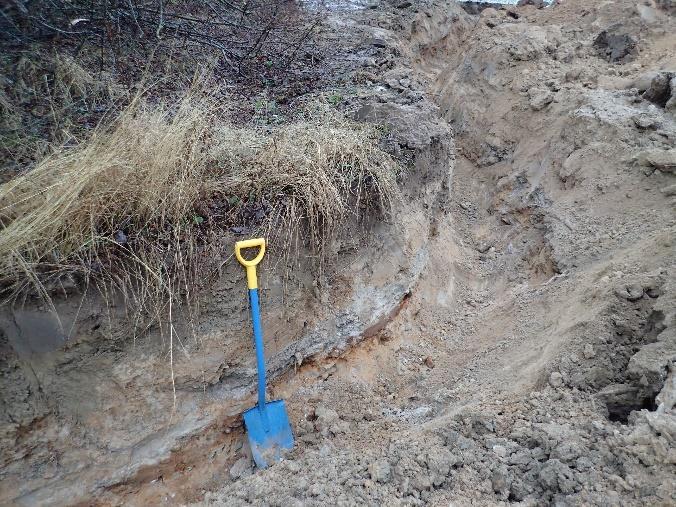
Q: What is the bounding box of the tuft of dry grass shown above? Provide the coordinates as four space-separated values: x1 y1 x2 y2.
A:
214 105 398 259
0 94 398 331
0 94 217 309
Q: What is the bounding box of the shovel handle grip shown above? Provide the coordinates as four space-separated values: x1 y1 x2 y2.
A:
235 238 266 289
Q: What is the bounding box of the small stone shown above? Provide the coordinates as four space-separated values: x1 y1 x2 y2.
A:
551 441 582 464
598 75 633 90
517 0 547 7
315 405 339 423
481 7 501 27
549 372 564 388
583 344 596 359
493 445 508 458
363 410 376 421
369 458 391 483
508 451 531 466
31 105 49 118
477 242 492 253
610 474 633 491
315 404 348 435
230 226 250 235
666 76 676 111
616 283 644 301
593 27 637 63
286 460 301 473
575 456 593 470
366 37 388 48
643 71 674 107
564 68 582 82
636 149 676 172
425 447 458 486
541 459 578 494
424 356 435 369
631 71 659 92
632 114 660 130
480 7 499 18
636 4 660 24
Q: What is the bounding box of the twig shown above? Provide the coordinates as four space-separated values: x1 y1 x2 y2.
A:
285 17 321 67
126 0 144 35
155 0 163 38
168 291 177 411
238 2 279 71
542 271 569 287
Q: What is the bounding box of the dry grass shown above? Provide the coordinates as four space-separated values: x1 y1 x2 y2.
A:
215 105 398 259
0 94 399 325
0 93 217 334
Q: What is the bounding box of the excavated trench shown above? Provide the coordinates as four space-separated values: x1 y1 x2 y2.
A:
2 1 675 505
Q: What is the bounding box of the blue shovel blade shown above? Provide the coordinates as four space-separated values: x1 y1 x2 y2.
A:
243 400 294 468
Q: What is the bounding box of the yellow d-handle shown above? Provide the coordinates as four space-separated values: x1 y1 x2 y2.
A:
235 238 266 289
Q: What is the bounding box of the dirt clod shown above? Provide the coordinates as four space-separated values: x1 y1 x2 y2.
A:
549 372 564 388
368 459 392 483
593 24 638 62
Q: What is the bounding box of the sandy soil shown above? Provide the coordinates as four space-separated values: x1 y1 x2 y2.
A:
1 0 675 506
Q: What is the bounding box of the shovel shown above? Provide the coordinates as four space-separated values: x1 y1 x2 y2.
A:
235 238 294 468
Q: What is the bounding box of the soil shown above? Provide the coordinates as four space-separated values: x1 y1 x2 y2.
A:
1 0 675 506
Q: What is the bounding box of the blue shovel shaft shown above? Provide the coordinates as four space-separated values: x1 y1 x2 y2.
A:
248 288 267 413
